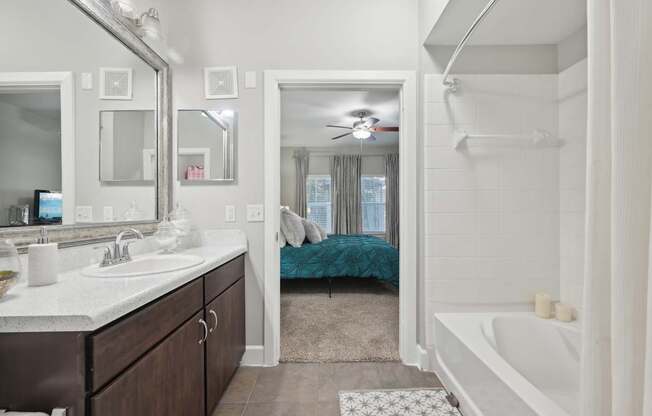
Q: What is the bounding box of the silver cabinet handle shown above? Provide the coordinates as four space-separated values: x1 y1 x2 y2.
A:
209 310 218 333
198 319 208 344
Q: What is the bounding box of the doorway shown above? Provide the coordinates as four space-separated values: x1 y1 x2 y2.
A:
263 71 418 367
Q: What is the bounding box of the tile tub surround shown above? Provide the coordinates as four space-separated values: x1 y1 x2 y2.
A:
423 74 561 346
213 363 442 416
0 229 247 332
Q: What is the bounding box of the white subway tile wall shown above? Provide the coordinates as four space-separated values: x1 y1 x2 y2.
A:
423 73 563 346
558 59 588 318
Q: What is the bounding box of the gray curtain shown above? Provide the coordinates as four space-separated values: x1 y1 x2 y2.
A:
293 149 309 217
330 154 362 234
385 153 399 247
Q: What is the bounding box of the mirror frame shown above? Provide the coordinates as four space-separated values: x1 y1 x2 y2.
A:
177 109 238 185
0 0 171 248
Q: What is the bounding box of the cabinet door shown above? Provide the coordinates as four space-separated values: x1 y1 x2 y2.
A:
205 278 246 414
91 312 205 416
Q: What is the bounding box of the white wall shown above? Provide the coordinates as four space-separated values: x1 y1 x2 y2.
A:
422 73 561 347
158 0 419 347
0 0 157 222
558 59 587 316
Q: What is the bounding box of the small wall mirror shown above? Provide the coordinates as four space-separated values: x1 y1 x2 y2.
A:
177 110 237 184
100 110 157 182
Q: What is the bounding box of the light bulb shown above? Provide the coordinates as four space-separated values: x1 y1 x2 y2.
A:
352 129 371 139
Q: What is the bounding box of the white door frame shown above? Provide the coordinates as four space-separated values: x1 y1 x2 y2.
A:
0 72 75 225
263 70 418 366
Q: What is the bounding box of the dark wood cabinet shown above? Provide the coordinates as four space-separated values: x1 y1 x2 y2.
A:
205 278 246 414
91 312 206 416
0 254 246 416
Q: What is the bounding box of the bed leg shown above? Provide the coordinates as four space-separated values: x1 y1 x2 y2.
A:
328 278 333 298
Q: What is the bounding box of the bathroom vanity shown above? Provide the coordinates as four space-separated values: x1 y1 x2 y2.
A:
0 248 246 416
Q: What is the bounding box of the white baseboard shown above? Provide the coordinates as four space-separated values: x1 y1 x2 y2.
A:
416 344 432 371
240 345 265 366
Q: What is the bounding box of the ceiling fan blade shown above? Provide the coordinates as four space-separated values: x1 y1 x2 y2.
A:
330 132 352 140
369 126 399 132
326 125 352 130
362 117 380 128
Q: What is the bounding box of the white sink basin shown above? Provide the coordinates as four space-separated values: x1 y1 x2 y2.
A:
82 254 205 278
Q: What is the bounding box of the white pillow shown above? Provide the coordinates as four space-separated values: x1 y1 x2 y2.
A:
303 219 322 244
280 208 305 247
316 223 328 240
279 228 287 248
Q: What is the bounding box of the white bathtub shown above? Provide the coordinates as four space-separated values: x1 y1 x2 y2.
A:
433 313 580 416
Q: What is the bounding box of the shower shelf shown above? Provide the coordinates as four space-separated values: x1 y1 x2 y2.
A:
452 129 564 150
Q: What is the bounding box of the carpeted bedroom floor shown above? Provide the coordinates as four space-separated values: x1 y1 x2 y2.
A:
280 278 399 363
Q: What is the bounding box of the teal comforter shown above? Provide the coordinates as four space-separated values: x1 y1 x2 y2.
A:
280 234 399 287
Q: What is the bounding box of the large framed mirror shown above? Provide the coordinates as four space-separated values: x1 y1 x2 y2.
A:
0 0 170 247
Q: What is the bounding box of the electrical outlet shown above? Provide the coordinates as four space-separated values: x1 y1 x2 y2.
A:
225 205 236 223
76 206 93 223
103 206 114 222
246 204 264 222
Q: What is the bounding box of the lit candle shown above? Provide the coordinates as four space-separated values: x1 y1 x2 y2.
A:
535 292 552 319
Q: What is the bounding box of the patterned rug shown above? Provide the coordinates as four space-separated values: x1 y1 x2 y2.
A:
339 388 461 416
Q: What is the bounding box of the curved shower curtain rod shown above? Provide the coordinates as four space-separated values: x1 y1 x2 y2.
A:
442 0 501 93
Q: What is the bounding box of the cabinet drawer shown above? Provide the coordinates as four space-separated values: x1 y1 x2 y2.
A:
91 312 205 416
204 255 244 304
90 278 203 391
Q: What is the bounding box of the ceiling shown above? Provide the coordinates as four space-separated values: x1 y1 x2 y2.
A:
426 0 587 46
281 88 400 148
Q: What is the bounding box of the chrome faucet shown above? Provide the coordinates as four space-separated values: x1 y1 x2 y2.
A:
96 228 145 267
114 228 144 262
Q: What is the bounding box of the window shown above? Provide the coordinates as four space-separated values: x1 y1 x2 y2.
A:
362 176 386 233
306 175 332 233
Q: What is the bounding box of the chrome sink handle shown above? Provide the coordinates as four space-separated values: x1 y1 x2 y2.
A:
94 246 114 267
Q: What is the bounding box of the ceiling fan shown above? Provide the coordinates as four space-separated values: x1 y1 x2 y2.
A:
326 111 399 141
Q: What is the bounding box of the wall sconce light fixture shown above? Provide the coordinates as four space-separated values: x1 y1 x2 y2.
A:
110 1 163 40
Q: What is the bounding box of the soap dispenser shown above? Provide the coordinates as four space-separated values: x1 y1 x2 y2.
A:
27 227 59 287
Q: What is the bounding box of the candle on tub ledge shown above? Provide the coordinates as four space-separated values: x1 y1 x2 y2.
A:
554 302 575 322
534 292 552 319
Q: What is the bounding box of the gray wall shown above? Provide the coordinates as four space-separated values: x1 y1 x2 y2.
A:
0 0 158 222
157 0 419 347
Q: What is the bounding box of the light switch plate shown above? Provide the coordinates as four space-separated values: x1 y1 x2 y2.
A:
103 206 114 222
246 204 264 222
76 206 93 222
244 71 257 89
81 73 93 90
225 205 236 223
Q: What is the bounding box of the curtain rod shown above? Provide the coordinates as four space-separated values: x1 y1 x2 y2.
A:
442 0 501 93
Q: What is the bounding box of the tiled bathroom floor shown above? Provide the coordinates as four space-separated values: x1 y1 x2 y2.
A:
213 362 442 416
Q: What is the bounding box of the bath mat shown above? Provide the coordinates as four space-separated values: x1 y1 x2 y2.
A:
338 388 461 416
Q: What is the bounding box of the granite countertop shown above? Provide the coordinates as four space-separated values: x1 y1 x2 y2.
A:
0 237 247 333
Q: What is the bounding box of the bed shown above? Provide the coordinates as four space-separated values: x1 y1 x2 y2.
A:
281 234 399 295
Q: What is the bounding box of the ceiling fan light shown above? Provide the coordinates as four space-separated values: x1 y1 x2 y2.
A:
352 129 371 139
